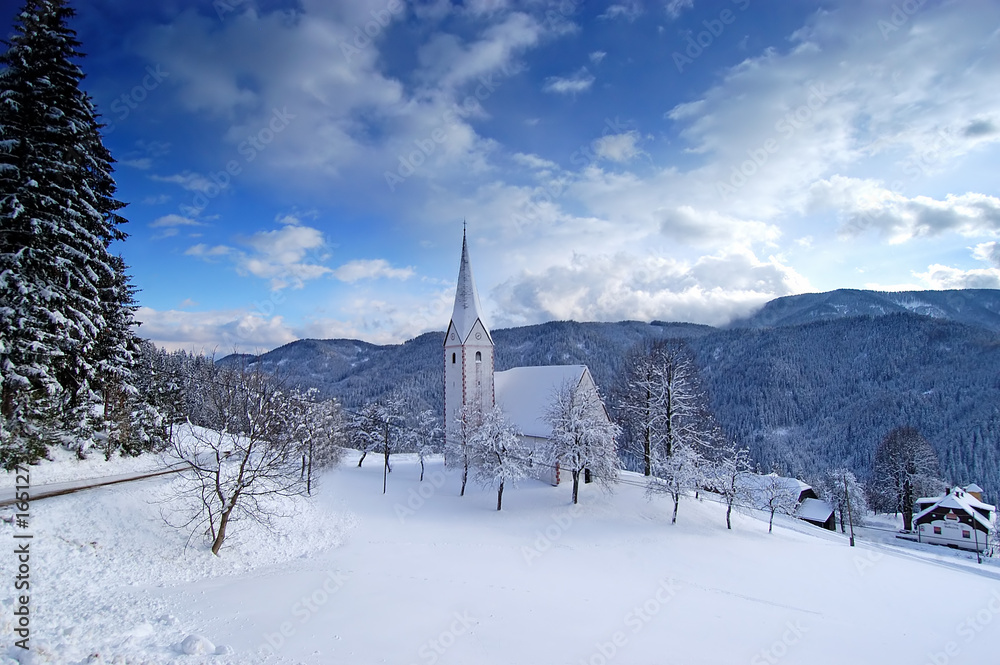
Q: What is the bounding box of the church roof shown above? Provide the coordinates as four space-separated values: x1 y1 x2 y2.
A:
448 231 492 344
495 365 590 438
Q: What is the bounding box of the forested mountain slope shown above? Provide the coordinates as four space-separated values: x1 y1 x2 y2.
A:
222 294 1000 496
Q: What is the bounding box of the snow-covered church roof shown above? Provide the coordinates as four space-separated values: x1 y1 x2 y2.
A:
495 365 592 438
447 231 492 344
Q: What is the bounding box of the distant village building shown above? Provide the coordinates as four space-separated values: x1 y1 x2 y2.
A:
913 485 994 552
740 475 836 531
443 231 612 485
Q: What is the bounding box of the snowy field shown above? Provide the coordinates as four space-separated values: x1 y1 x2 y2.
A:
3 450 1000 664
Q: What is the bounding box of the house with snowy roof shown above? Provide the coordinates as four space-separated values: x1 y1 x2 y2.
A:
739 474 836 530
443 231 611 486
913 485 994 552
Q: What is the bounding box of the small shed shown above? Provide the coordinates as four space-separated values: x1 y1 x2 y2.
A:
913 487 994 552
796 497 836 531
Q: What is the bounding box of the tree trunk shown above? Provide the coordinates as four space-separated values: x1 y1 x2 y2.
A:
306 442 313 496
839 506 846 533
768 509 775 533
419 457 425 482
358 450 367 467
460 460 468 497
572 469 580 504
671 492 679 524
726 502 732 530
497 480 504 511
211 506 233 555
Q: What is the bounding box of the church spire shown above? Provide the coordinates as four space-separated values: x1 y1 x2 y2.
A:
449 226 491 344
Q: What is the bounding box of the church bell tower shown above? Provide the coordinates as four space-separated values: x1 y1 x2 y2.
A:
444 229 494 448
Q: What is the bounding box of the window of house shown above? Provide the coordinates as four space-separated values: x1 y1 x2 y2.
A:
933 526 942 535
475 351 482 363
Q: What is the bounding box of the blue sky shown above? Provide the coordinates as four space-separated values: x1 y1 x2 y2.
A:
7 0 1000 352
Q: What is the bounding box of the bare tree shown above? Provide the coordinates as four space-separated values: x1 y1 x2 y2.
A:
870 426 942 530
617 341 719 476
293 389 347 495
648 442 703 525
412 409 443 482
350 401 383 468
819 468 868 534
469 406 528 511
708 441 754 530
545 379 621 504
166 362 306 555
448 401 483 497
754 474 800 533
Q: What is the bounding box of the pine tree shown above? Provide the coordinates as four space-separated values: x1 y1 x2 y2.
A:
0 0 136 466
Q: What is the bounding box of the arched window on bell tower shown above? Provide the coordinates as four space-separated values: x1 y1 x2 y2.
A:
452 352 456 364
475 351 482 363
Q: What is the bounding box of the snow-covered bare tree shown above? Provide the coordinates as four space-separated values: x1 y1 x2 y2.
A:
350 402 383 468
448 400 484 497
292 389 346 495
166 362 306 555
615 341 720 476
818 468 867 534
545 379 621 504
469 405 528 511
869 426 942 529
708 441 754 530
412 409 443 482
647 442 703 525
0 0 137 466
754 474 800 533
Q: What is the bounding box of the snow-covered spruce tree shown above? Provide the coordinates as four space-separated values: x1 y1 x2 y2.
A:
647 441 703 525
0 0 137 466
708 441 754 530
819 468 868 534
166 362 307 556
869 426 942 530
470 405 527 511
545 379 621 504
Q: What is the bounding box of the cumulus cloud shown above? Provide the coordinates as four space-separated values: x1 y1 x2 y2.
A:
913 265 1000 290
810 176 1000 243
542 68 595 95
491 248 809 328
592 131 643 163
599 2 642 22
589 50 606 64
333 259 416 282
150 214 202 229
135 306 298 353
151 171 216 194
973 241 1000 268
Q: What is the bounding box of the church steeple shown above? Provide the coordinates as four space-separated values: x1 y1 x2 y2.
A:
448 227 492 344
444 227 495 448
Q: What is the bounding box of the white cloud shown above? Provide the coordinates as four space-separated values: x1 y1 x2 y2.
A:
151 171 217 194
333 259 416 282
599 2 642 22
913 264 1000 290
121 157 152 170
592 131 643 163
186 243 232 258
135 306 298 353
664 0 693 19
589 50 606 64
492 248 809 328
973 241 1000 268
150 214 203 228
810 176 1000 243
542 68 595 95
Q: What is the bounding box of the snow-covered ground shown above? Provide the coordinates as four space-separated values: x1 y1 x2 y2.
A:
3 450 1000 664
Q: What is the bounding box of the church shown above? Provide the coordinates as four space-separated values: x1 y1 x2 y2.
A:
443 231 610 485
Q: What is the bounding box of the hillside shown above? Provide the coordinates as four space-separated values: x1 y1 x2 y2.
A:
6 451 1000 664
729 288 1000 331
